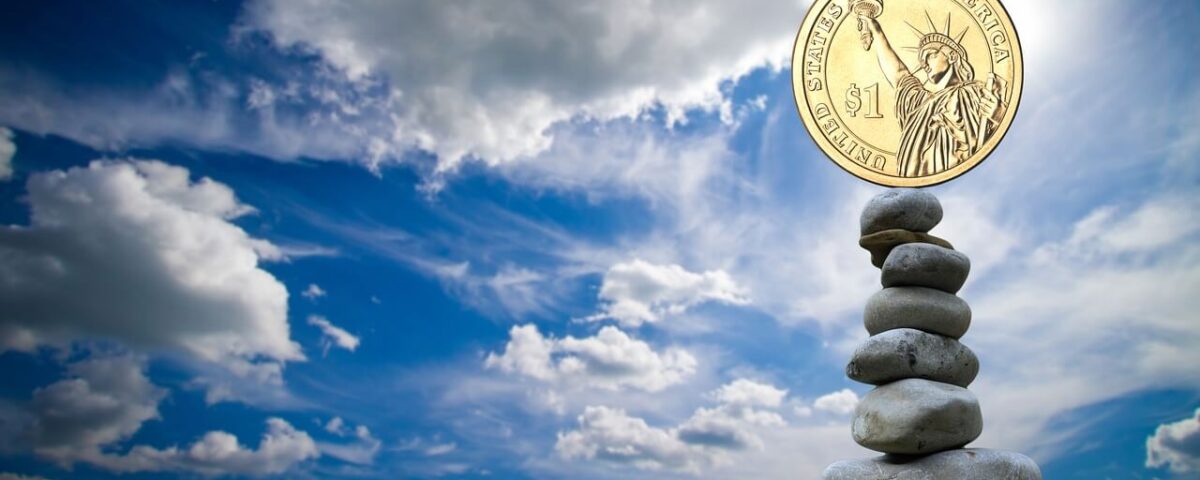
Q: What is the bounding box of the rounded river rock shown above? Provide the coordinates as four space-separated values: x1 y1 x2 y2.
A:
881 243 970 293
852 378 982 455
822 448 1043 480
864 286 971 339
860 189 943 236
847 328 979 388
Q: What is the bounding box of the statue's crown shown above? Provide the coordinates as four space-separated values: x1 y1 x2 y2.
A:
920 32 968 61
911 13 970 61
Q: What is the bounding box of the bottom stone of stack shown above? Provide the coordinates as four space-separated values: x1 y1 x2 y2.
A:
822 448 1042 480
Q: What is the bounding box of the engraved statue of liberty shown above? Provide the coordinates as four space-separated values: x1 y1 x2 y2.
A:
857 8 1008 177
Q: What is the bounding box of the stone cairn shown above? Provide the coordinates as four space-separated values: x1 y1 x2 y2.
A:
822 189 1042 479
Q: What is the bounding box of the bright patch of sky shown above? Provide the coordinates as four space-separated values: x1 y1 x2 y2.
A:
0 0 1198 478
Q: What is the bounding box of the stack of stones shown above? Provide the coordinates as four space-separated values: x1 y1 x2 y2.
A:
823 189 1042 480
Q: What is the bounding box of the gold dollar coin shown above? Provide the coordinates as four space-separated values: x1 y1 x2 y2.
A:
791 0 1023 187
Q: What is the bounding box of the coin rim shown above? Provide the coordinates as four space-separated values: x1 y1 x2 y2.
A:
790 0 1024 188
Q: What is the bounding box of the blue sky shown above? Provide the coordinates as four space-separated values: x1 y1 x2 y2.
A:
0 0 1198 478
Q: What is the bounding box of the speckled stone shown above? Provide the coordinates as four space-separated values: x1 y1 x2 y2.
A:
860 189 943 236
864 286 971 339
860 229 954 268
852 379 982 455
847 328 979 388
822 448 1043 479
881 243 971 294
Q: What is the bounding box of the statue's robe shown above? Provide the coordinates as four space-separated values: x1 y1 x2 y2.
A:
895 74 995 177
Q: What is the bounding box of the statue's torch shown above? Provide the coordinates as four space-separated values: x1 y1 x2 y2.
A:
851 0 883 50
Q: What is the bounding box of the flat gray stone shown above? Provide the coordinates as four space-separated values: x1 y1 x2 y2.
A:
865 287 971 339
860 229 954 268
847 328 979 388
852 379 982 455
860 189 943 236
881 244 970 294
823 448 1042 479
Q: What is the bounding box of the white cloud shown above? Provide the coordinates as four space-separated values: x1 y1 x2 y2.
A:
940 193 1200 461
556 406 697 472
0 474 49 480
811 389 859 416
711 379 787 408
393 436 459 458
485 324 696 392
91 418 319 476
324 417 347 436
0 65 401 173
0 160 302 383
586 259 750 327
319 421 381 466
242 0 802 172
307 315 361 354
301 283 326 300
676 404 785 451
6 355 317 477
1146 408 1200 474
0 127 14 181
423 442 457 457
471 264 556 321
1036 195 1200 260
27 355 165 466
556 379 788 473
498 121 739 209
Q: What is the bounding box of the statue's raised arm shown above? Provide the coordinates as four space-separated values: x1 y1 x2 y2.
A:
860 15 911 87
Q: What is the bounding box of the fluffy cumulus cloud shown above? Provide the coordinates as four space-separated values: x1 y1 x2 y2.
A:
90 418 319 476
307 315 361 354
4 354 318 476
485 324 696 392
586 259 750 327
712 379 787 408
811 389 859 416
242 0 803 171
556 379 787 473
1146 409 1200 473
26 355 165 466
0 126 14 181
0 160 302 382
555 406 695 472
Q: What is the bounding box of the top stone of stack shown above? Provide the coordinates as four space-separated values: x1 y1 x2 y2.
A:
860 189 943 236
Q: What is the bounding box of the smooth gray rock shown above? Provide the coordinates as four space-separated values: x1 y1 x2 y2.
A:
881 243 970 293
865 287 971 339
860 189 943 235
847 328 979 387
822 448 1043 479
852 379 982 454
